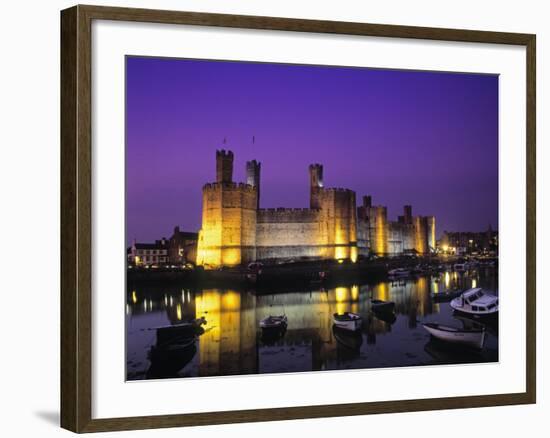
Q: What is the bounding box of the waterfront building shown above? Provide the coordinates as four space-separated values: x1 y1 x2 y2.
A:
127 238 169 266
438 226 498 255
196 149 436 269
168 226 198 265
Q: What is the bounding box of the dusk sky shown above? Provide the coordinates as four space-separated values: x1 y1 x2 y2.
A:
126 56 498 245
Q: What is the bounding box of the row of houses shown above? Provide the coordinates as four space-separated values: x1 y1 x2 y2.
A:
437 226 498 256
127 226 198 267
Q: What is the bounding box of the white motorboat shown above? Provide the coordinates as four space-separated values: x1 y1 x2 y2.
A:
332 312 362 331
422 322 486 349
450 288 499 316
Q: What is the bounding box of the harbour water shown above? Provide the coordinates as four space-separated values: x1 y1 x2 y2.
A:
126 267 498 380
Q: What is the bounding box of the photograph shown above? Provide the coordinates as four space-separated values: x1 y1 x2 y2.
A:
125 56 499 381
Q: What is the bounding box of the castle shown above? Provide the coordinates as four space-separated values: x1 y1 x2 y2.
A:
196 150 435 268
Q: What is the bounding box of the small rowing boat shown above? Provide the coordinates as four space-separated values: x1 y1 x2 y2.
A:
332 312 362 331
422 322 486 349
371 299 395 313
260 314 288 330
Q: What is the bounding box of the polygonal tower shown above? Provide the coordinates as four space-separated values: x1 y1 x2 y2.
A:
309 163 324 209
246 159 261 209
197 150 258 268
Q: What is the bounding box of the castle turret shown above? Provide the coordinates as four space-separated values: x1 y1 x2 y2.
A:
404 205 412 224
246 160 261 209
309 163 324 209
216 149 234 183
414 216 429 254
426 216 436 252
363 196 372 209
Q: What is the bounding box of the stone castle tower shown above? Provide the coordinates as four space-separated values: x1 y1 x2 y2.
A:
196 150 258 267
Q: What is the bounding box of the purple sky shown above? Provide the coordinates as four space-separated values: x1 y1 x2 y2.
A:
126 56 498 244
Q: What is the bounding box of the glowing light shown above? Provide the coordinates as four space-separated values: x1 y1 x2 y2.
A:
335 247 347 260
176 303 182 320
195 290 222 375
351 285 359 301
472 278 477 288
444 272 450 288
222 248 241 266
373 283 389 301
350 246 358 263
334 287 349 316
335 287 348 303
338 259 344 264
222 290 240 311
374 207 388 255
442 245 449 253
131 291 137 304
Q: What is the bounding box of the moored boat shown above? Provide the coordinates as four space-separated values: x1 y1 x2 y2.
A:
259 314 288 330
450 288 498 316
453 263 467 271
154 317 207 344
422 322 486 349
430 288 464 302
332 312 362 331
371 299 395 313
388 268 410 278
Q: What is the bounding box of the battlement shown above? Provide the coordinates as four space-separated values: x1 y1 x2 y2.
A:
216 149 233 158
258 207 321 223
324 187 354 193
203 182 256 192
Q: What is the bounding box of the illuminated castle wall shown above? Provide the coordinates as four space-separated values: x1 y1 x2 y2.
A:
357 196 436 257
196 150 434 268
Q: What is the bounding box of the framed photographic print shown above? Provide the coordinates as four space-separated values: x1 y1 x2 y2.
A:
60 4 536 433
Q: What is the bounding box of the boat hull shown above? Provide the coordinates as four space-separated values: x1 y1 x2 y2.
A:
423 324 485 349
332 313 362 331
333 319 362 331
371 300 395 313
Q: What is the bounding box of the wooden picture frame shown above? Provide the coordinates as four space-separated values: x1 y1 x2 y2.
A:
60 4 536 433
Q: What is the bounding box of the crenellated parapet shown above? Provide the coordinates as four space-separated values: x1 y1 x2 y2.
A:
203 181 256 192
322 187 354 193
257 207 322 223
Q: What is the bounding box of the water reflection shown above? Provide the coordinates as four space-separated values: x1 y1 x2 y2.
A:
126 267 498 380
